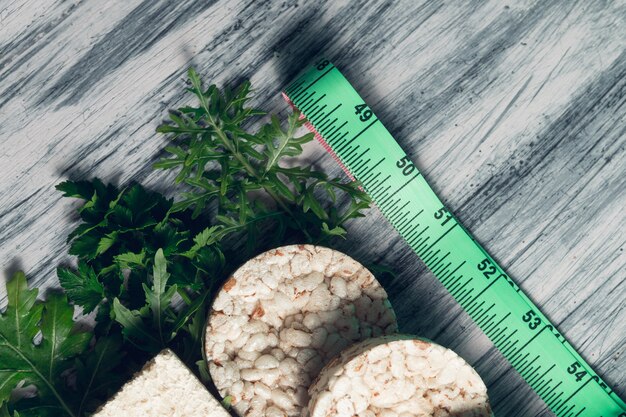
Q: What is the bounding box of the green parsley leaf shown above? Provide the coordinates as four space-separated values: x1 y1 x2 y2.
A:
59 181 216 321
113 251 146 269
56 263 104 314
55 180 97 200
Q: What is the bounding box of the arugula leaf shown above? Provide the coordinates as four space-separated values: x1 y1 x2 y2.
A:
155 68 371 246
112 299 161 352
180 226 221 258
112 249 179 352
142 249 178 347
0 272 91 417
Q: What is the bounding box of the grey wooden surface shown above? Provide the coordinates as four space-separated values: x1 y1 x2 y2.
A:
1 1 625 415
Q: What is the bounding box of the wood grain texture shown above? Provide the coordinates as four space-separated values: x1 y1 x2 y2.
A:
0 1 624 415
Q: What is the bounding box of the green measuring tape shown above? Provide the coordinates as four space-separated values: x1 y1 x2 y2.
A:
283 60 626 417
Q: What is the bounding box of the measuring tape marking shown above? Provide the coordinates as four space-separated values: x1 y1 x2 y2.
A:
283 60 626 417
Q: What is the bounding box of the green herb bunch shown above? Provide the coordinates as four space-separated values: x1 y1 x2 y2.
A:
55 180 224 307
155 68 370 248
0 68 371 417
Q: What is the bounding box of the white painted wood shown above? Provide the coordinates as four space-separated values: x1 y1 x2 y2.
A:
1 1 624 415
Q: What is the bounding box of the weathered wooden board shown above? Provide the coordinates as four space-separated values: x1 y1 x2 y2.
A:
1 1 624 415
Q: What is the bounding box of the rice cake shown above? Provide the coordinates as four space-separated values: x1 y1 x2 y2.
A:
205 245 398 417
307 335 491 417
93 349 230 417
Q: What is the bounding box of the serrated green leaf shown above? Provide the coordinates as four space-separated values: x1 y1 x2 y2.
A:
321 222 347 238
112 250 179 352
164 145 187 158
56 263 104 313
153 158 183 170
68 233 101 260
96 232 117 256
108 205 133 228
154 68 371 246
180 226 220 259
66 221 104 242
121 185 160 218
55 181 94 200
155 123 176 134
112 299 160 353
170 199 194 213
303 189 327 220
39 293 92 381
113 251 146 269
0 273 91 417
0 274 41 402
